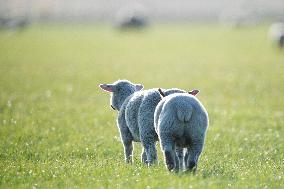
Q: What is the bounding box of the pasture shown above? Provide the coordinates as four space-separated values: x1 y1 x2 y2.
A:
0 24 283 188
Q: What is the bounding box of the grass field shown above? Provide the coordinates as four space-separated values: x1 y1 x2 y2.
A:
0 24 283 188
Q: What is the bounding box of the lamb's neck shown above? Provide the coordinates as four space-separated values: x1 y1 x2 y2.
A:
116 92 134 111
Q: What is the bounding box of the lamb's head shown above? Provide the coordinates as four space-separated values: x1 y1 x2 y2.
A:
99 80 143 111
158 88 199 97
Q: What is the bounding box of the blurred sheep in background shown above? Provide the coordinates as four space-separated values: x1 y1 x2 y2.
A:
269 22 284 49
115 4 148 30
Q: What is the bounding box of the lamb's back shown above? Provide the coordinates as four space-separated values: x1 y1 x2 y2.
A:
124 91 144 142
138 89 161 141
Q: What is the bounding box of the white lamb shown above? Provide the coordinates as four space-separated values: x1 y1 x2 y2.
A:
154 92 209 172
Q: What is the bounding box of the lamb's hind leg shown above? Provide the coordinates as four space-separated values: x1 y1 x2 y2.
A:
185 140 204 173
123 140 133 164
160 134 176 171
141 148 147 164
140 127 158 165
143 140 157 165
164 146 176 171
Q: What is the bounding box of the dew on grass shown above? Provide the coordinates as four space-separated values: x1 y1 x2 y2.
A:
32 183 38 189
11 118 17 125
114 136 120 142
67 84 73 93
7 100 12 108
45 90 52 98
213 133 220 141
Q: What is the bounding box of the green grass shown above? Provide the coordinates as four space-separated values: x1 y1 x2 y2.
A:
0 24 283 188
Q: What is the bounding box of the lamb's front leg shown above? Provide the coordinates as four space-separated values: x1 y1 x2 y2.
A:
118 110 134 164
175 147 184 171
118 118 133 163
120 126 134 163
184 148 190 168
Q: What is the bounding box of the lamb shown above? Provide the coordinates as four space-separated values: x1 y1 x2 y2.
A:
99 80 199 165
154 92 209 172
268 22 284 49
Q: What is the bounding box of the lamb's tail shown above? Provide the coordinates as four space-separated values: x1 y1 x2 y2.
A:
176 104 193 122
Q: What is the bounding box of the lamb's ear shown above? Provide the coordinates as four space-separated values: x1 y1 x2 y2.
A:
99 84 115 92
188 89 200 96
158 88 165 97
135 84 143 91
